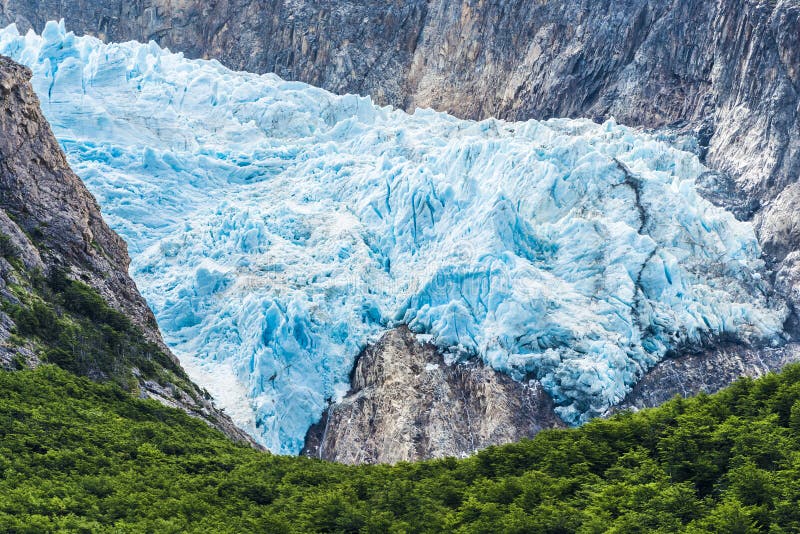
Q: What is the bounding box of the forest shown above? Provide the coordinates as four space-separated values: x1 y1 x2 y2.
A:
1 363 799 533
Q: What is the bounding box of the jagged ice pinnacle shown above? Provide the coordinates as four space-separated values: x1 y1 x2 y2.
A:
0 21 788 453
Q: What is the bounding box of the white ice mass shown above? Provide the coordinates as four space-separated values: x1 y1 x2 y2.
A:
1 21 788 453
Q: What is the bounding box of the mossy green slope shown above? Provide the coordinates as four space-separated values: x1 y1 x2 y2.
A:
2 363 800 533
3 265 197 396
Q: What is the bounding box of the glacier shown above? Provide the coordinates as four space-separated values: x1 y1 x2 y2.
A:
0 21 788 453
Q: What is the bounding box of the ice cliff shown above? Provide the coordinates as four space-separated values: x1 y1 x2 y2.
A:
0 21 788 453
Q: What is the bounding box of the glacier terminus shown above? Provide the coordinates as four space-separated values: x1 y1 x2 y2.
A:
0 21 788 453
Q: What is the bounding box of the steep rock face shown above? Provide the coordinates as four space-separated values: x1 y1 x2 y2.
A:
2 0 797 324
303 327 564 464
0 56 253 445
307 331 800 463
0 57 150 334
617 342 800 411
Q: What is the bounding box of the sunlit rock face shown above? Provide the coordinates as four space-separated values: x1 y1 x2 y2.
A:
0 21 787 453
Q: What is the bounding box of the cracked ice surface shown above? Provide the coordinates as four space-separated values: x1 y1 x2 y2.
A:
1 21 788 453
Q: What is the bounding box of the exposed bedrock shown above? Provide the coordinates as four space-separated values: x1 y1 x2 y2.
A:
302 327 565 465
617 342 800 411
305 330 800 464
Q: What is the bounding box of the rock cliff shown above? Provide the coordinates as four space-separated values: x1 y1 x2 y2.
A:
305 328 800 463
0 56 253 445
617 342 800 411
302 327 564 464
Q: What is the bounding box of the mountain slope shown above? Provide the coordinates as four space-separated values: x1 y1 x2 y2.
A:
0 1 797 329
0 55 252 444
2 362 800 531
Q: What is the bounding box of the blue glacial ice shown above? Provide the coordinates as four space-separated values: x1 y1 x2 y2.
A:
0 21 788 453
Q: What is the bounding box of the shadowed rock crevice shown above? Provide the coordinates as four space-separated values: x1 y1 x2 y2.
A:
616 342 800 411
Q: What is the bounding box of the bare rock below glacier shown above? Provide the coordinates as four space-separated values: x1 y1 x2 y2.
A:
616 342 800 412
306 329 800 463
302 326 565 464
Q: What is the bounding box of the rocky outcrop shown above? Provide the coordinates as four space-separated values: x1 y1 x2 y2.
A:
617 342 800 412
0 56 157 342
302 327 564 464
0 56 254 445
307 329 800 463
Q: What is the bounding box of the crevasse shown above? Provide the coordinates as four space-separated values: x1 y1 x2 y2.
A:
0 21 787 453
